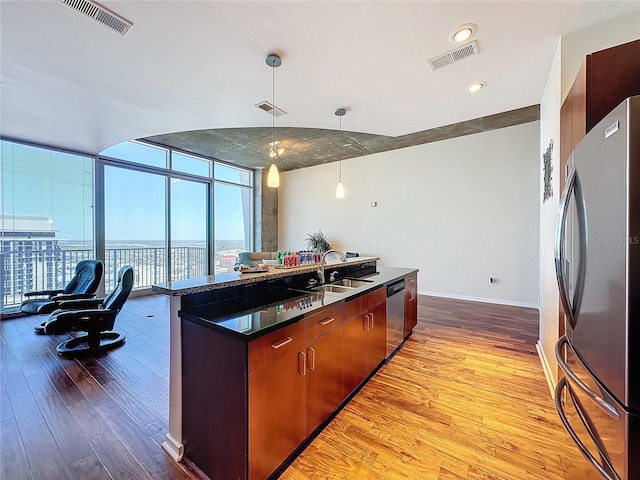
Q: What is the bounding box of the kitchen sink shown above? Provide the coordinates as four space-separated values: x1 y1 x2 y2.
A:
333 278 374 288
314 284 354 294
310 278 374 294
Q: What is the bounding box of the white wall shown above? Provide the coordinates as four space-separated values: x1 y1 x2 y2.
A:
538 40 562 393
280 122 540 307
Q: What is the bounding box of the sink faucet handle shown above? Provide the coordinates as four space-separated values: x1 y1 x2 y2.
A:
329 271 339 282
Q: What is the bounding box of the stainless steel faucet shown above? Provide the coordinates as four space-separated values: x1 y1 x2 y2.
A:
317 249 347 284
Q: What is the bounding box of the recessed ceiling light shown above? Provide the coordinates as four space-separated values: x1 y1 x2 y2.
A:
466 81 485 93
449 23 477 43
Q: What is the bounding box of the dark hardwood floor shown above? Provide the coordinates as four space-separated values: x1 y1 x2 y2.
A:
1 295 598 479
1 295 196 480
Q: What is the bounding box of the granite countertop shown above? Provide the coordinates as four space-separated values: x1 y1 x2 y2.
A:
151 256 380 296
180 265 418 340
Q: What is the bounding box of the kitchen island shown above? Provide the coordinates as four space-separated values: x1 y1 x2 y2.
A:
152 256 417 479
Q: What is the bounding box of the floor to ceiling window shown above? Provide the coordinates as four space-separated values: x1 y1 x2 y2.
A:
100 141 253 284
0 140 94 312
0 138 253 310
104 165 168 290
214 163 253 273
170 177 208 281
170 151 210 280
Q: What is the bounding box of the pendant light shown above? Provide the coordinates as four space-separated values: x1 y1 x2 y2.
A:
335 108 346 198
266 53 281 188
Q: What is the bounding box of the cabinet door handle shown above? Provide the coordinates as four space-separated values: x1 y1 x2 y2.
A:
271 337 292 349
363 313 370 331
410 289 416 301
298 351 306 376
307 347 315 371
319 317 335 326
370 312 375 328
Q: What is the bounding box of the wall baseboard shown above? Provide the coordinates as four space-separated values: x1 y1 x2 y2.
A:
536 340 557 399
420 290 539 310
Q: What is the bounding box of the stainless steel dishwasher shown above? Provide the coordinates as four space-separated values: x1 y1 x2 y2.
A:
386 279 405 358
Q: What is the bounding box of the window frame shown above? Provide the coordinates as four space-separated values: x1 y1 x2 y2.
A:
0 137 97 310
98 141 254 290
1 136 255 303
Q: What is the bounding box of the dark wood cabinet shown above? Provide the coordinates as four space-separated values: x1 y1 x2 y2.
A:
181 322 248 480
560 39 640 174
249 348 306 480
302 304 344 436
248 320 307 480
182 287 391 480
367 300 387 370
342 287 386 397
249 305 343 479
587 39 640 133
341 308 369 396
404 272 418 338
304 325 344 435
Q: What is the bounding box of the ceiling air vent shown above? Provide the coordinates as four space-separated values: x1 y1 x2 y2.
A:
58 0 133 36
255 101 287 118
427 41 479 71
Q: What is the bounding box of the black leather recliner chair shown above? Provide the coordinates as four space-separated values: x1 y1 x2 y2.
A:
21 259 103 316
41 265 134 355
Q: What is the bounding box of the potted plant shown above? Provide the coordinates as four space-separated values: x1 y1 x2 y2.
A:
306 230 331 253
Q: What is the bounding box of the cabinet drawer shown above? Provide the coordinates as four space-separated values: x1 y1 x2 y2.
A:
343 287 385 321
305 305 342 342
249 321 306 374
405 273 417 288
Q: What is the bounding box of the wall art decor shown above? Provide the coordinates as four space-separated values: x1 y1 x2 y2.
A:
543 139 553 202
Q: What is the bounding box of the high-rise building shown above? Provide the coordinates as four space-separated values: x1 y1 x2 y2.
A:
0 214 60 309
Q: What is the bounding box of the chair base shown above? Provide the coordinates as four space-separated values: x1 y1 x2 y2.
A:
57 332 126 356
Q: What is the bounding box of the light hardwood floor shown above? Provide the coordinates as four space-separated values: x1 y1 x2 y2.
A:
282 296 600 480
1 294 598 479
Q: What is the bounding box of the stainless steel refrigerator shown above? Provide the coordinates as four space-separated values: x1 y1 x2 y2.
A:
555 96 640 480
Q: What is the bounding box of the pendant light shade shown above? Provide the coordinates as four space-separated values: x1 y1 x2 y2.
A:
266 53 282 188
335 108 346 199
267 162 280 188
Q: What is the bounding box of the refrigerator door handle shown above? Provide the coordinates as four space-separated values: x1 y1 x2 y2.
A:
554 167 587 329
555 377 620 480
555 168 576 328
555 335 620 420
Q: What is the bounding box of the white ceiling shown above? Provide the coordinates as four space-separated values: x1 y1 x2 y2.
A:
1 1 639 156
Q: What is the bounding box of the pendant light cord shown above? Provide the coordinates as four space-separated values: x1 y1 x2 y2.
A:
335 108 346 198
339 115 342 181
272 61 275 152
266 53 281 188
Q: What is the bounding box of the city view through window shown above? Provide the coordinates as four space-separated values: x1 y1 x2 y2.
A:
1 140 253 312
